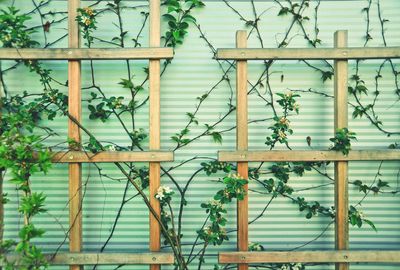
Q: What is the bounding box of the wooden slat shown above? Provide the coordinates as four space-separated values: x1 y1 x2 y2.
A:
0 86 2 252
216 47 400 60
333 30 349 270
0 85 3 246
218 150 400 162
51 151 174 163
0 48 173 60
235 30 248 270
0 169 3 243
219 251 400 264
68 1 82 270
3 253 174 265
149 1 161 270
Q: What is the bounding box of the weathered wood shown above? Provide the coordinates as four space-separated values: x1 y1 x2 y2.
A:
149 1 161 270
219 251 400 264
216 47 400 60
2 253 174 265
0 169 3 243
0 83 2 246
218 150 400 162
0 48 173 60
236 30 248 270
0 86 3 244
51 151 174 163
333 30 349 270
68 1 82 270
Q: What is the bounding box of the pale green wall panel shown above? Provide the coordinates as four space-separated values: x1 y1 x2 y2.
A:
1 0 399 269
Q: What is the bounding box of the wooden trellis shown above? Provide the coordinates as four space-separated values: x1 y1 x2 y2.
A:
216 30 400 270
0 0 174 268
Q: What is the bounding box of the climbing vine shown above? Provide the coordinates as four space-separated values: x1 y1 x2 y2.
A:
0 0 399 270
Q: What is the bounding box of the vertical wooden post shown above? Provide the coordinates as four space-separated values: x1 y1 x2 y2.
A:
68 1 82 270
0 71 3 249
0 170 3 244
149 1 161 270
333 30 349 270
236 30 248 270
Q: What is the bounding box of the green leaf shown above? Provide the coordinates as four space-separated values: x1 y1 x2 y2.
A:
210 132 222 144
163 13 176 22
278 7 289 16
118 78 134 89
321 71 333 82
364 219 378 232
182 14 196 23
356 84 368 95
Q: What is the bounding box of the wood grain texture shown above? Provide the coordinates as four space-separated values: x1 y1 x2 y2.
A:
51 151 174 163
0 84 2 247
149 1 161 270
0 48 173 60
333 30 349 270
0 87 2 244
219 251 400 264
2 253 174 265
216 47 400 60
0 169 3 242
236 30 248 270
68 1 82 270
218 150 400 162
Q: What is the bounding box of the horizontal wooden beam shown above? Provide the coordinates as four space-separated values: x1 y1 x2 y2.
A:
216 47 400 60
51 151 174 163
0 48 173 60
219 250 400 264
3 253 174 265
218 150 400 162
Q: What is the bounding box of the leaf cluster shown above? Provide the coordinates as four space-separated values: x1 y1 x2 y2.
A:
329 128 357 156
0 7 39 48
162 0 204 47
198 174 247 246
266 92 300 148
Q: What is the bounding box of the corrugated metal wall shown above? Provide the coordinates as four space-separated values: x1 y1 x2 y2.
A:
1 0 399 269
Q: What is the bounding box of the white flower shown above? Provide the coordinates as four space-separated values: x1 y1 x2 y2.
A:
248 242 263 251
164 186 172 194
155 191 164 200
293 263 303 270
279 117 290 127
83 7 94 16
278 130 287 139
155 186 173 201
210 199 223 209
285 91 293 98
107 145 116 151
280 264 289 270
80 16 88 24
